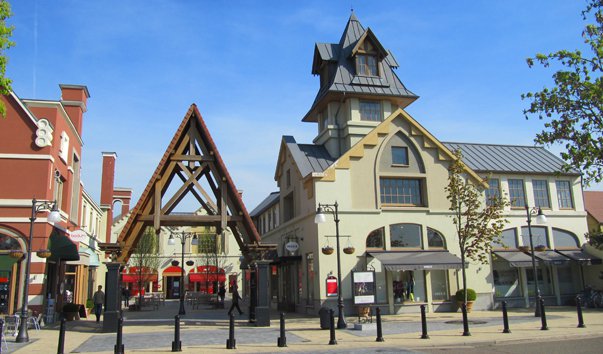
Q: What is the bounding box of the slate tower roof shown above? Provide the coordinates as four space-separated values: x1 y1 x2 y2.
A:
303 12 418 122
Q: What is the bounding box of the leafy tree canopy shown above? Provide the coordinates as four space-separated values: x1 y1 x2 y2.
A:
0 0 14 117
522 0 603 185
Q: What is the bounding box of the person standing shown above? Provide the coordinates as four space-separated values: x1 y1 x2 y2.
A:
218 283 226 305
93 285 105 323
227 284 243 316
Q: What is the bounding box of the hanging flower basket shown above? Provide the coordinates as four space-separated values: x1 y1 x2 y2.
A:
171 260 180 266
36 249 52 258
535 245 547 252
517 246 529 252
322 246 334 255
9 250 24 259
186 260 194 266
343 246 355 255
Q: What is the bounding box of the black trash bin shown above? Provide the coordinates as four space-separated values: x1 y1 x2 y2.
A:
319 307 331 329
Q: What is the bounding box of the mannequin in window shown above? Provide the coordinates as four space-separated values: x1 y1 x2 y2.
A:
406 271 415 301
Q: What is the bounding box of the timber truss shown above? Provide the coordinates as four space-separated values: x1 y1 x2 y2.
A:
116 104 267 262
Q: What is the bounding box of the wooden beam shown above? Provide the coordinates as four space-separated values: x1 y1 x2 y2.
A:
170 155 214 162
153 176 162 232
176 161 218 212
161 165 204 213
139 214 242 222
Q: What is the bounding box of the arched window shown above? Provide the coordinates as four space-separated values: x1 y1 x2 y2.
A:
390 224 422 248
0 233 22 251
427 228 446 248
552 228 579 248
492 228 517 249
520 226 549 248
366 228 384 249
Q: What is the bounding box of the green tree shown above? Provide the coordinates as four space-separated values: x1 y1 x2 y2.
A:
129 227 160 310
522 0 603 184
0 0 14 117
446 149 509 304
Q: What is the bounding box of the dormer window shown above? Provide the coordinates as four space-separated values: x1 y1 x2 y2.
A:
356 41 379 77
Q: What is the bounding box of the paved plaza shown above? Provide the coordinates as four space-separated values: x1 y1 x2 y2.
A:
3 299 603 353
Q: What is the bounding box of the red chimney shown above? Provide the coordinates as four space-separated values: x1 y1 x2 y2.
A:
59 84 90 136
101 152 117 243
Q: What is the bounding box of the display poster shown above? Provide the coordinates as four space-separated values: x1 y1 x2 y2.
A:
352 271 376 305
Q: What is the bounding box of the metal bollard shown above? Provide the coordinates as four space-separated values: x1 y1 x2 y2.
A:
461 303 471 336
502 301 511 333
375 307 384 342
277 312 287 347
420 304 429 339
0 319 3 354
114 316 124 354
328 309 337 345
576 295 586 328
57 317 66 354
226 312 236 349
172 315 182 352
540 297 548 330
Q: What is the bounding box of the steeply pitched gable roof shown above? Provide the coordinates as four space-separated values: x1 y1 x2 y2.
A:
275 136 336 181
249 191 280 218
442 142 580 175
305 13 417 122
117 104 261 262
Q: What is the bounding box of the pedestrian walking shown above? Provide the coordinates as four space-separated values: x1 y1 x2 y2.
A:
218 283 226 305
93 285 105 322
122 287 130 308
227 284 243 316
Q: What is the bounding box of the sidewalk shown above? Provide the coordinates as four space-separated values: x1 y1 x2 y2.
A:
7 300 603 353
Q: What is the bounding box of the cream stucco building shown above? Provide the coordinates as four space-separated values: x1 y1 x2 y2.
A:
250 13 599 315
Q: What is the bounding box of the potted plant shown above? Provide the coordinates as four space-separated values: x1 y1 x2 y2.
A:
322 246 334 255
455 288 477 312
63 302 80 321
85 299 94 315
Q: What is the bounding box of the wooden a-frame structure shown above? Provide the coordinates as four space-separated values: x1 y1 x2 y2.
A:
116 104 266 263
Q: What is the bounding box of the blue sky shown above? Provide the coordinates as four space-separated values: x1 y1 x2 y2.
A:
6 0 601 210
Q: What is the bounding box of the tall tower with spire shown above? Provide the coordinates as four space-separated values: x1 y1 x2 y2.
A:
304 12 418 158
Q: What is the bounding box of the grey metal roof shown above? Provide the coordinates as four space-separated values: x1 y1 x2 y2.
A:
305 13 417 121
249 191 280 218
283 136 336 178
442 142 580 175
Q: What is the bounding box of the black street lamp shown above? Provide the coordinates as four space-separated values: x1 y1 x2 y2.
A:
15 199 60 343
168 232 198 316
315 201 347 329
525 206 547 317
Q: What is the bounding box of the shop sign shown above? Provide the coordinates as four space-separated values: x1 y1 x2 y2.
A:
285 241 299 253
326 275 338 297
69 229 88 243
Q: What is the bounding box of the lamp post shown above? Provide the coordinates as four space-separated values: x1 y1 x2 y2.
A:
315 202 347 329
15 199 60 343
525 206 547 317
168 232 198 316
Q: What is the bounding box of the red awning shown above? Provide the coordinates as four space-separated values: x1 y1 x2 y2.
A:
122 274 158 283
163 265 184 276
189 272 226 283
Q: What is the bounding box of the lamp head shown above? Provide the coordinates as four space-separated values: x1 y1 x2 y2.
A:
47 201 61 223
167 234 176 246
535 208 547 224
314 207 327 224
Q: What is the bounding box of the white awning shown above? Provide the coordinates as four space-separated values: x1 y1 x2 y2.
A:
369 251 463 271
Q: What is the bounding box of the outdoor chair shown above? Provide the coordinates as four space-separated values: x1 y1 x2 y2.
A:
2 315 19 337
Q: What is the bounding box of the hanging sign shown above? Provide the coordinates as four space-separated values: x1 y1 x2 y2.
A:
326 275 338 297
69 229 88 243
285 241 299 253
352 271 376 305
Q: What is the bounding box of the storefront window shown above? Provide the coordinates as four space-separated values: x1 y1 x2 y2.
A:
392 270 425 303
557 266 578 295
429 270 449 301
526 267 553 296
390 224 422 248
306 253 314 306
492 261 521 297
